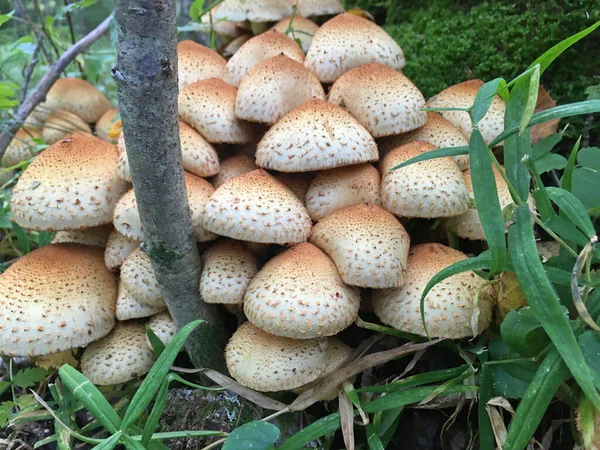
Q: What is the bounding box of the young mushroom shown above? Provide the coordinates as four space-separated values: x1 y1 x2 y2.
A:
209 154 258 189
2 127 42 168
115 283 166 321
146 312 177 349
104 229 140 272
270 16 320 53
51 224 112 248
42 110 92 144
177 40 227 90
120 249 165 308
40 77 111 123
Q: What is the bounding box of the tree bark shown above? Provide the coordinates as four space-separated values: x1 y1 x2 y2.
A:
112 0 227 371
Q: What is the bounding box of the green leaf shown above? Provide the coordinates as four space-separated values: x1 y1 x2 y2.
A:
478 365 495 450
0 10 14 29
578 331 600 389
389 146 469 171
472 78 505 123
362 385 476 413
561 136 581 192
508 204 600 410
11 221 30 254
278 413 341 450
223 421 280 450
531 133 562 160
90 431 122 450
356 365 471 393
11 367 49 388
501 308 551 357
572 167 600 210
145 325 166 357
577 147 600 170
519 65 540 133
545 187 595 238
544 216 589 247
533 153 567 174
366 423 385 450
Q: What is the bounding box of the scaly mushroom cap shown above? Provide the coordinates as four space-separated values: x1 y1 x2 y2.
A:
117 122 220 181
210 154 258 189
305 163 380 221
223 35 251 58
0 244 117 357
427 79 506 146
297 0 344 17
146 312 177 349
225 321 331 392
113 172 217 242
275 172 314 201
115 283 165 321
271 16 320 53
80 321 156 385
42 77 111 123
120 249 164 307
236 54 325 125
178 78 254 144
198 4 242 37
95 107 120 142
51 224 112 248
42 109 92 145
203 169 312 244
380 141 468 218
305 13 405 83
214 0 295 22
200 239 259 305
224 30 305 88
177 40 227 90
310 203 410 288
10 134 129 231
372 243 494 338
328 63 426 137
244 242 360 338
379 112 469 169
256 99 378 172
31 349 79 370
2 127 42 168
104 230 139 272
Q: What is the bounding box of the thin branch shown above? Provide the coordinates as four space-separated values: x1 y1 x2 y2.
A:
0 14 113 159
63 0 85 77
13 0 53 63
32 0 61 58
19 35 44 104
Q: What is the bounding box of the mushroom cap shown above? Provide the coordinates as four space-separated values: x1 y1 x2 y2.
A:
113 172 217 242
95 107 120 142
270 16 319 53
43 77 111 123
305 163 380 221
80 321 156 385
223 34 251 57
256 99 378 172
2 127 42 168
0 244 117 357
305 13 405 83
328 63 426 137
178 78 254 144
177 40 227 90
214 0 295 22
42 109 92 145
210 154 258 189
380 141 468 218
203 169 312 244
310 203 410 288
146 312 177 349
235 54 325 125
198 4 242 36
427 79 506 146
51 224 112 248
224 30 305 88
536 241 560 260
372 243 494 338
243 242 360 338
275 172 314 201
104 230 139 272
115 283 165 321
379 112 469 169
10 134 129 231
120 248 164 307
31 349 79 370
225 321 330 392
297 0 344 18
200 239 259 305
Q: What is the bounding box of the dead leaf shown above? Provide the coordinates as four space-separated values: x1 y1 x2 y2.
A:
486 403 508 449
529 85 560 145
339 388 355 450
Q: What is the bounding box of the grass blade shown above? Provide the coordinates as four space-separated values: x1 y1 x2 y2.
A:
356 365 471 393
560 136 581 191
472 78 505 123
546 187 596 238
362 385 476 413
389 146 469 171
91 432 122 450
478 365 495 450
365 423 385 450
519 65 540 133
278 412 342 450
146 325 166 357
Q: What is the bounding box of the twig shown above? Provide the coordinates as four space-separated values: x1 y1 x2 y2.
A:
12 0 53 63
0 14 113 159
63 0 85 77
19 35 44 104
33 0 61 58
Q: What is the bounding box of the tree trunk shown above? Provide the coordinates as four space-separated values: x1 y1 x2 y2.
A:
112 0 227 371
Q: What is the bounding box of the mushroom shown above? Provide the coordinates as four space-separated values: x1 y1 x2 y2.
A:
380 141 468 218
115 283 165 321
10 134 129 231
222 34 251 57
210 154 258 189
95 107 120 141
275 172 315 201
2 127 42 168
51 224 112 247
120 248 165 308
372 243 495 338
310 203 410 288
40 77 111 123
536 241 560 260
213 0 296 23
198 4 243 38
305 163 380 221
305 13 405 83
243 242 360 339
270 16 319 53
146 312 177 349
42 109 92 144
203 169 312 244
104 229 140 272
177 40 227 90
0 244 117 357
256 98 378 172
328 63 427 137
31 349 79 370
80 321 156 385
235 54 325 125
296 0 345 19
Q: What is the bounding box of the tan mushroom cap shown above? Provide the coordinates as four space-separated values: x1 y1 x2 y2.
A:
120 248 164 307
115 283 165 321
214 0 295 22
224 30 305 88
236 54 325 125
271 16 319 53
427 79 506 146
10 134 129 231
310 203 410 288
146 312 177 349
225 321 331 392
244 242 360 338
305 13 405 83
210 154 258 189
379 112 469 169
380 141 468 218
117 122 220 181
113 172 217 242
297 0 344 18
200 240 259 305
328 63 426 137
177 40 227 90
275 172 314 201
42 109 92 145
305 163 380 221
223 35 251 58
95 107 120 142
198 4 242 37
178 78 253 144
31 349 79 370
256 99 378 172
80 321 156 385
2 127 42 168
372 243 494 338
51 224 112 248
536 241 560 260
104 229 139 272
42 77 111 123
0 244 117 357
203 169 312 244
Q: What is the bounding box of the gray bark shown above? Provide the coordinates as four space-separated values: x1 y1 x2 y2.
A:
112 0 227 371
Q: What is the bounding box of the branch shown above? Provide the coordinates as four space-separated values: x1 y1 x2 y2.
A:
63 0 85 76
0 14 112 158
19 35 43 104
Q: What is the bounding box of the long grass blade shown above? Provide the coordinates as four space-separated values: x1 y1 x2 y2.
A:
546 187 596 238
389 146 469 171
